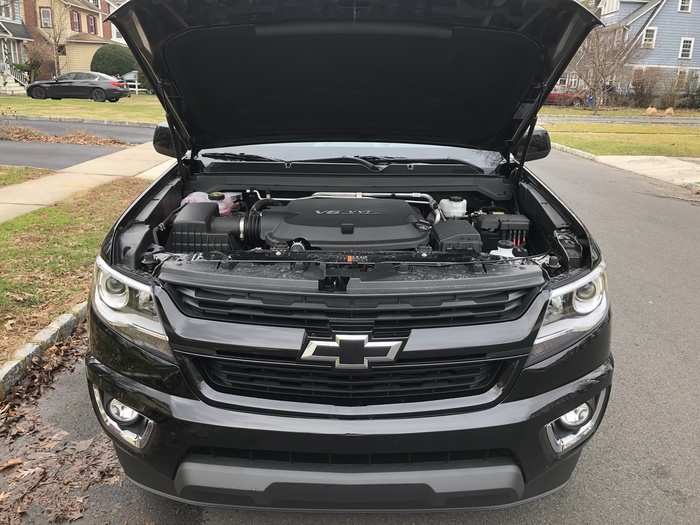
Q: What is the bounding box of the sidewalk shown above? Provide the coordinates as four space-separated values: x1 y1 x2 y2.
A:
552 143 700 187
596 156 700 186
0 143 175 223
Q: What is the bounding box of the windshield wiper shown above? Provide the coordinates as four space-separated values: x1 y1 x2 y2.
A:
200 152 285 163
358 156 483 173
291 156 384 172
200 153 484 173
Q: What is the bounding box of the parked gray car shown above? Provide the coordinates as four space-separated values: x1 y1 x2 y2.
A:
27 72 130 102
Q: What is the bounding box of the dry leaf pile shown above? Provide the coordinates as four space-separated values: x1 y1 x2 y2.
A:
0 325 122 523
0 126 126 147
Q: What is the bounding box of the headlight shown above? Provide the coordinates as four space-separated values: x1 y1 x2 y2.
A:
527 262 609 366
93 257 171 358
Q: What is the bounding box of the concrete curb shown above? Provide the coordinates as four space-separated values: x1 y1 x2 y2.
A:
551 142 599 161
2 114 157 129
0 302 88 400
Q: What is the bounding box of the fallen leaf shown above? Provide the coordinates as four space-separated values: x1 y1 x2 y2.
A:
0 458 23 472
17 467 44 479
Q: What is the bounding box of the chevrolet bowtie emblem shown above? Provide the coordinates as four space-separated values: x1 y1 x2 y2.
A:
301 334 403 369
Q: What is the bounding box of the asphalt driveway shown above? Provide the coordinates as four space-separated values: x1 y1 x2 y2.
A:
2 150 699 524
0 119 155 170
1 118 155 145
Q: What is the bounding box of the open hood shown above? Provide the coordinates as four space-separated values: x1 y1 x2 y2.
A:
111 0 600 156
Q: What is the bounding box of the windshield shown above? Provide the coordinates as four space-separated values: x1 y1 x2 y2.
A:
198 142 505 173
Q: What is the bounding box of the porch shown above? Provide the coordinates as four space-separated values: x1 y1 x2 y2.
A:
0 20 33 94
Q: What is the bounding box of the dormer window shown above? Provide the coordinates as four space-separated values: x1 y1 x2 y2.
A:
679 0 692 12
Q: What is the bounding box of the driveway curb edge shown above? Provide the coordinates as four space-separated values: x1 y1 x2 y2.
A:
2 114 157 128
0 302 87 400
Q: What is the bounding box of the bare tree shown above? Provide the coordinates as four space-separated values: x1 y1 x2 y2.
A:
25 34 55 81
570 26 638 113
41 0 70 76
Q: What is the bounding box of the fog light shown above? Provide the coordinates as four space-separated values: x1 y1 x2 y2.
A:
545 389 608 456
107 398 141 425
558 403 592 430
92 386 154 449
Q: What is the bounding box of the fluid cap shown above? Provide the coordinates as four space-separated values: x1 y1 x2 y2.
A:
208 192 225 201
497 239 514 249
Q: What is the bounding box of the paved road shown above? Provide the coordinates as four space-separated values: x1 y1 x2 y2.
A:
1 118 155 144
539 115 700 126
0 140 122 170
10 151 700 524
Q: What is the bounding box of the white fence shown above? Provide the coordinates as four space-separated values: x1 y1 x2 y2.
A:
125 79 150 95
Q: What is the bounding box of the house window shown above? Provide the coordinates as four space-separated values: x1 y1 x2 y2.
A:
70 10 82 32
39 7 53 28
87 15 97 34
112 23 122 40
679 38 694 59
601 0 620 15
689 71 700 91
92 0 101 8
642 27 657 48
0 2 12 18
677 69 689 89
679 0 692 12
567 73 580 89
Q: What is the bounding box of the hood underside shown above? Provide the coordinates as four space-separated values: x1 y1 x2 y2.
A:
111 0 600 155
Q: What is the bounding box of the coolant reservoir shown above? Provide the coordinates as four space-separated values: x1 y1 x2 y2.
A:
181 191 241 216
439 197 467 219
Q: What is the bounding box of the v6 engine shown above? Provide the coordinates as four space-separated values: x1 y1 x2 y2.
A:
258 198 430 251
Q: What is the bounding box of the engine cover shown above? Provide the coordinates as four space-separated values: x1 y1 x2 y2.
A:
258 198 430 251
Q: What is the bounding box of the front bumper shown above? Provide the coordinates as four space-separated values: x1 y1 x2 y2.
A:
86 311 613 511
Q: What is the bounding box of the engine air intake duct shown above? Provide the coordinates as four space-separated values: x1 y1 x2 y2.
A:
166 202 245 252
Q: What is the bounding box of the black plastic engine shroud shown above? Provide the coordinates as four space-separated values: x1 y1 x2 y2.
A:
259 198 430 251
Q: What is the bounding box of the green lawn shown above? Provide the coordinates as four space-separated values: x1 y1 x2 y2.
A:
0 177 150 362
539 106 700 118
0 94 165 124
3 94 698 156
0 166 52 187
544 123 700 157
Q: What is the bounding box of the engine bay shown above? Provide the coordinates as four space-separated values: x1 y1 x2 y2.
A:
113 168 590 288
162 190 533 259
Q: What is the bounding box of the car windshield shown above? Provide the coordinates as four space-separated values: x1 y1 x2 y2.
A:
198 143 505 174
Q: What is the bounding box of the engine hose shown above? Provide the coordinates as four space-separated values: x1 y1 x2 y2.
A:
245 212 261 243
249 198 276 215
226 198 276 243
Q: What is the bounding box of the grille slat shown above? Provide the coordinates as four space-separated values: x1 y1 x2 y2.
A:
170 285 536 332
197 357 502 406
216 368 488 388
